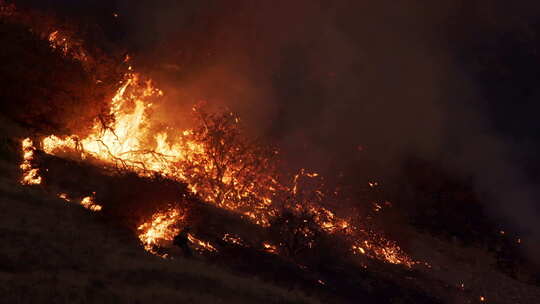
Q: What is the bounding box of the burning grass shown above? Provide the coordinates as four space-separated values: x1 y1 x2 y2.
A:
33 70 417 267
0 161 320 304
6 0 416 270
5 3 540 303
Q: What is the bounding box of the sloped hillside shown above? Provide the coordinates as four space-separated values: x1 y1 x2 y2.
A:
0 119 317 304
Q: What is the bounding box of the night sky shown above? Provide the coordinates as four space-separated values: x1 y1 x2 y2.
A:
17 0 540 259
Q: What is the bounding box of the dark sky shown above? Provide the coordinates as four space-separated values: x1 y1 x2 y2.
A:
16 0 540 258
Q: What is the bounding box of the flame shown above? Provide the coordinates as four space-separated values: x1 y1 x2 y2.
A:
263 242 278 254
136 206 217 255
80 196 102 212
48 30 88 62
36 69 418 266
137 206 184 254
57 192 102 212
352 239 416 268
23 22 419 267
187 233 218 253
58 193 70 201
20 138 42 185
223 233 246 246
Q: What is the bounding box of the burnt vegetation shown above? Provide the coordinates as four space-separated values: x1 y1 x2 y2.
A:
2 2 540 304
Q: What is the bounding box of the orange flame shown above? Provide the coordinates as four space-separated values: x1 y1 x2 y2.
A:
20 138 42 185
57 193 102 212
187 233 218 253
137 206 184 255
29 25 420 266
263 242 278 254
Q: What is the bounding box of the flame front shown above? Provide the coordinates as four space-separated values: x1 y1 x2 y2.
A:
18 23 418 267
36 69 417 266
137 207 184 254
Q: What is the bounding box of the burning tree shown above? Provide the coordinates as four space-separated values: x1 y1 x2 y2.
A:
9 1 419 267
171 107 281 225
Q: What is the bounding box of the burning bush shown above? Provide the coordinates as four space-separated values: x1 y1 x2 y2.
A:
172 107 281 225
8 0 418 270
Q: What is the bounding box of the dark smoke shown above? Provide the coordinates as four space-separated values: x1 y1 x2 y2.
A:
16 0 540 261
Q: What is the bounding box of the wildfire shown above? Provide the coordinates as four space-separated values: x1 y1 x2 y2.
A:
136 206 217 255
41 71 278 226
223 233 246 247
80 196 102 212
187 233 218 253
20 138 42 185
137 206 184 254
35 68 418 266
13 14 419 268
57 193 102 212
48 30 88 62
352 239 416 268
263 242 278 254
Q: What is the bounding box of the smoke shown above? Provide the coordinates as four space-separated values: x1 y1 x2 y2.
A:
116 0 540 261
16 0 540 260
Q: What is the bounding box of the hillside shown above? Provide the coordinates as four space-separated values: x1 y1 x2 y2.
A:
2 3 540 303
0 118 320 304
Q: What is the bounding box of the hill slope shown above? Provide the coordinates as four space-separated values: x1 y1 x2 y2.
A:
0 122 317 304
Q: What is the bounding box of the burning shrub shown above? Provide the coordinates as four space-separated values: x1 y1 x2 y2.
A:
173 107 281 225
9 1 419 268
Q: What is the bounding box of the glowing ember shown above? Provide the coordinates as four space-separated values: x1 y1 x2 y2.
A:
20 138 42 185
352 238 416 268
187 233 218 253
223 233 246 247
80 195 102 212
263 242 278 254
58 193 70 201
57 192 102 212
48 30 88 62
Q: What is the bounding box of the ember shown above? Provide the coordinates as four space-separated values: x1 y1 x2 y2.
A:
57 193 102 212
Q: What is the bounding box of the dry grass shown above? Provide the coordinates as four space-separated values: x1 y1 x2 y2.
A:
0 122 319 304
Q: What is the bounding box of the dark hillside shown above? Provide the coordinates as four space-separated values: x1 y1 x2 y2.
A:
2 3 540 303
0 120 318 304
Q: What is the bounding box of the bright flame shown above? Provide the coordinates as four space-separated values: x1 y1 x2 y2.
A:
80 196 102 212
263 242 278 254
57 192 102 212
136 206 217 256
30 25 419 266
187 233 217 253
20 138 42 185
137 206 184 255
